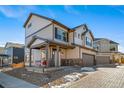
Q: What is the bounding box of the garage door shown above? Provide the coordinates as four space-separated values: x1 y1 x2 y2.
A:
82 53 95 67
96 56 110 65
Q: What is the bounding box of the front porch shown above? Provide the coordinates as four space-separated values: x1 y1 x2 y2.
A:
27 36 75 68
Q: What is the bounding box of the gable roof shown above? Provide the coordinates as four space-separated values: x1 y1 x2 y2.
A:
110 40 119 44
94 38 119 44
5 42 24 49
27 35 75 49
73 24 94 40
23 13 71 31
72 24 88 30
82 30 94 40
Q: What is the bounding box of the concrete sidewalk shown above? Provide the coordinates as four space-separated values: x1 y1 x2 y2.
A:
0 72 39 88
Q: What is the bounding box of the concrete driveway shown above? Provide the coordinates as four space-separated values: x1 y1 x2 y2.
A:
69 66 124 88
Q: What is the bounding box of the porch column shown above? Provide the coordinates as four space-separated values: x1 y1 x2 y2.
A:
29 48 32 67
0 57 2 67
56 46 60 67
46 43 49 67
1 58 3 67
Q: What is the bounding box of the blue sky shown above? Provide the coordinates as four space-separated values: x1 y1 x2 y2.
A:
0 5 124 52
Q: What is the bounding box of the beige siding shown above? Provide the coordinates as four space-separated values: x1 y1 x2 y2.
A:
74 26 94 49
100 40 110 52
60 49 66 59
66 46 79 59
94 39 118 52
66 47 96 59
69 32 74 44
74 26 84 46
25 15 52 37
25 25 53 47
81 48 96 58
0 47 4 54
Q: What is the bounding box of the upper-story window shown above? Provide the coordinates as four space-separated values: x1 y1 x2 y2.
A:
55 27 68 42
28 23 32 28
86 37 92 47
81 35 83 40
78 34 80 39
110 47 116 51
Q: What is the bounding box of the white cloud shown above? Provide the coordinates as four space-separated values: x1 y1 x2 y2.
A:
119 45 124 53
109 6 124 16
0 6 37 19
0 42 6 47
0 6 24 18
64 5 81 15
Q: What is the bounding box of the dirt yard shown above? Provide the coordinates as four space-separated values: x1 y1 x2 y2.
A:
3 66 89 87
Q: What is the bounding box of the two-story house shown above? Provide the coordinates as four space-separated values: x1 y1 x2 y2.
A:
94 38 122 64
24 13 96 67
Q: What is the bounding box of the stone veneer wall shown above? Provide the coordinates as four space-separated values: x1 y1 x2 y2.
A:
61 58 83 66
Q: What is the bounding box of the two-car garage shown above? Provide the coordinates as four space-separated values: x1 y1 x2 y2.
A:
82 53 111 67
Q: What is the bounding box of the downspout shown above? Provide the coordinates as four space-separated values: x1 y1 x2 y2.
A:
24 28 26 66
73 31 75 45
29 48 32 67
52 24 54 40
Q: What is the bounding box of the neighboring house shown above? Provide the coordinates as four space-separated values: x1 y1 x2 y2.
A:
4 42 25 64
0 47 4 54
24 13 96 67
94 38 119 52
94 38 122 64
0 47 9 67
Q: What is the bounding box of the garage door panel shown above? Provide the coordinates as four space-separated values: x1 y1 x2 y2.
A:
96 56 110 64
82 53 95 67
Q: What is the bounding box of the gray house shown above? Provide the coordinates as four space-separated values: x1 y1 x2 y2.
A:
0 47 9 67
4 42 25 64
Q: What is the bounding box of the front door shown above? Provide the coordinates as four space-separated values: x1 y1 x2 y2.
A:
52 49 61 67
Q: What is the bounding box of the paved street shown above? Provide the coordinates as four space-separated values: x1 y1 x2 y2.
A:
69 67 124 88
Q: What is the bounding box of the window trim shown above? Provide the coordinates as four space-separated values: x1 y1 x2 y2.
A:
78 34 80 39
85 37 92 47
55 27 68 42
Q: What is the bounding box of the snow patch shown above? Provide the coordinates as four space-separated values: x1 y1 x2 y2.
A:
48 72 85 88
81 67 95 72
116 66 124 69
